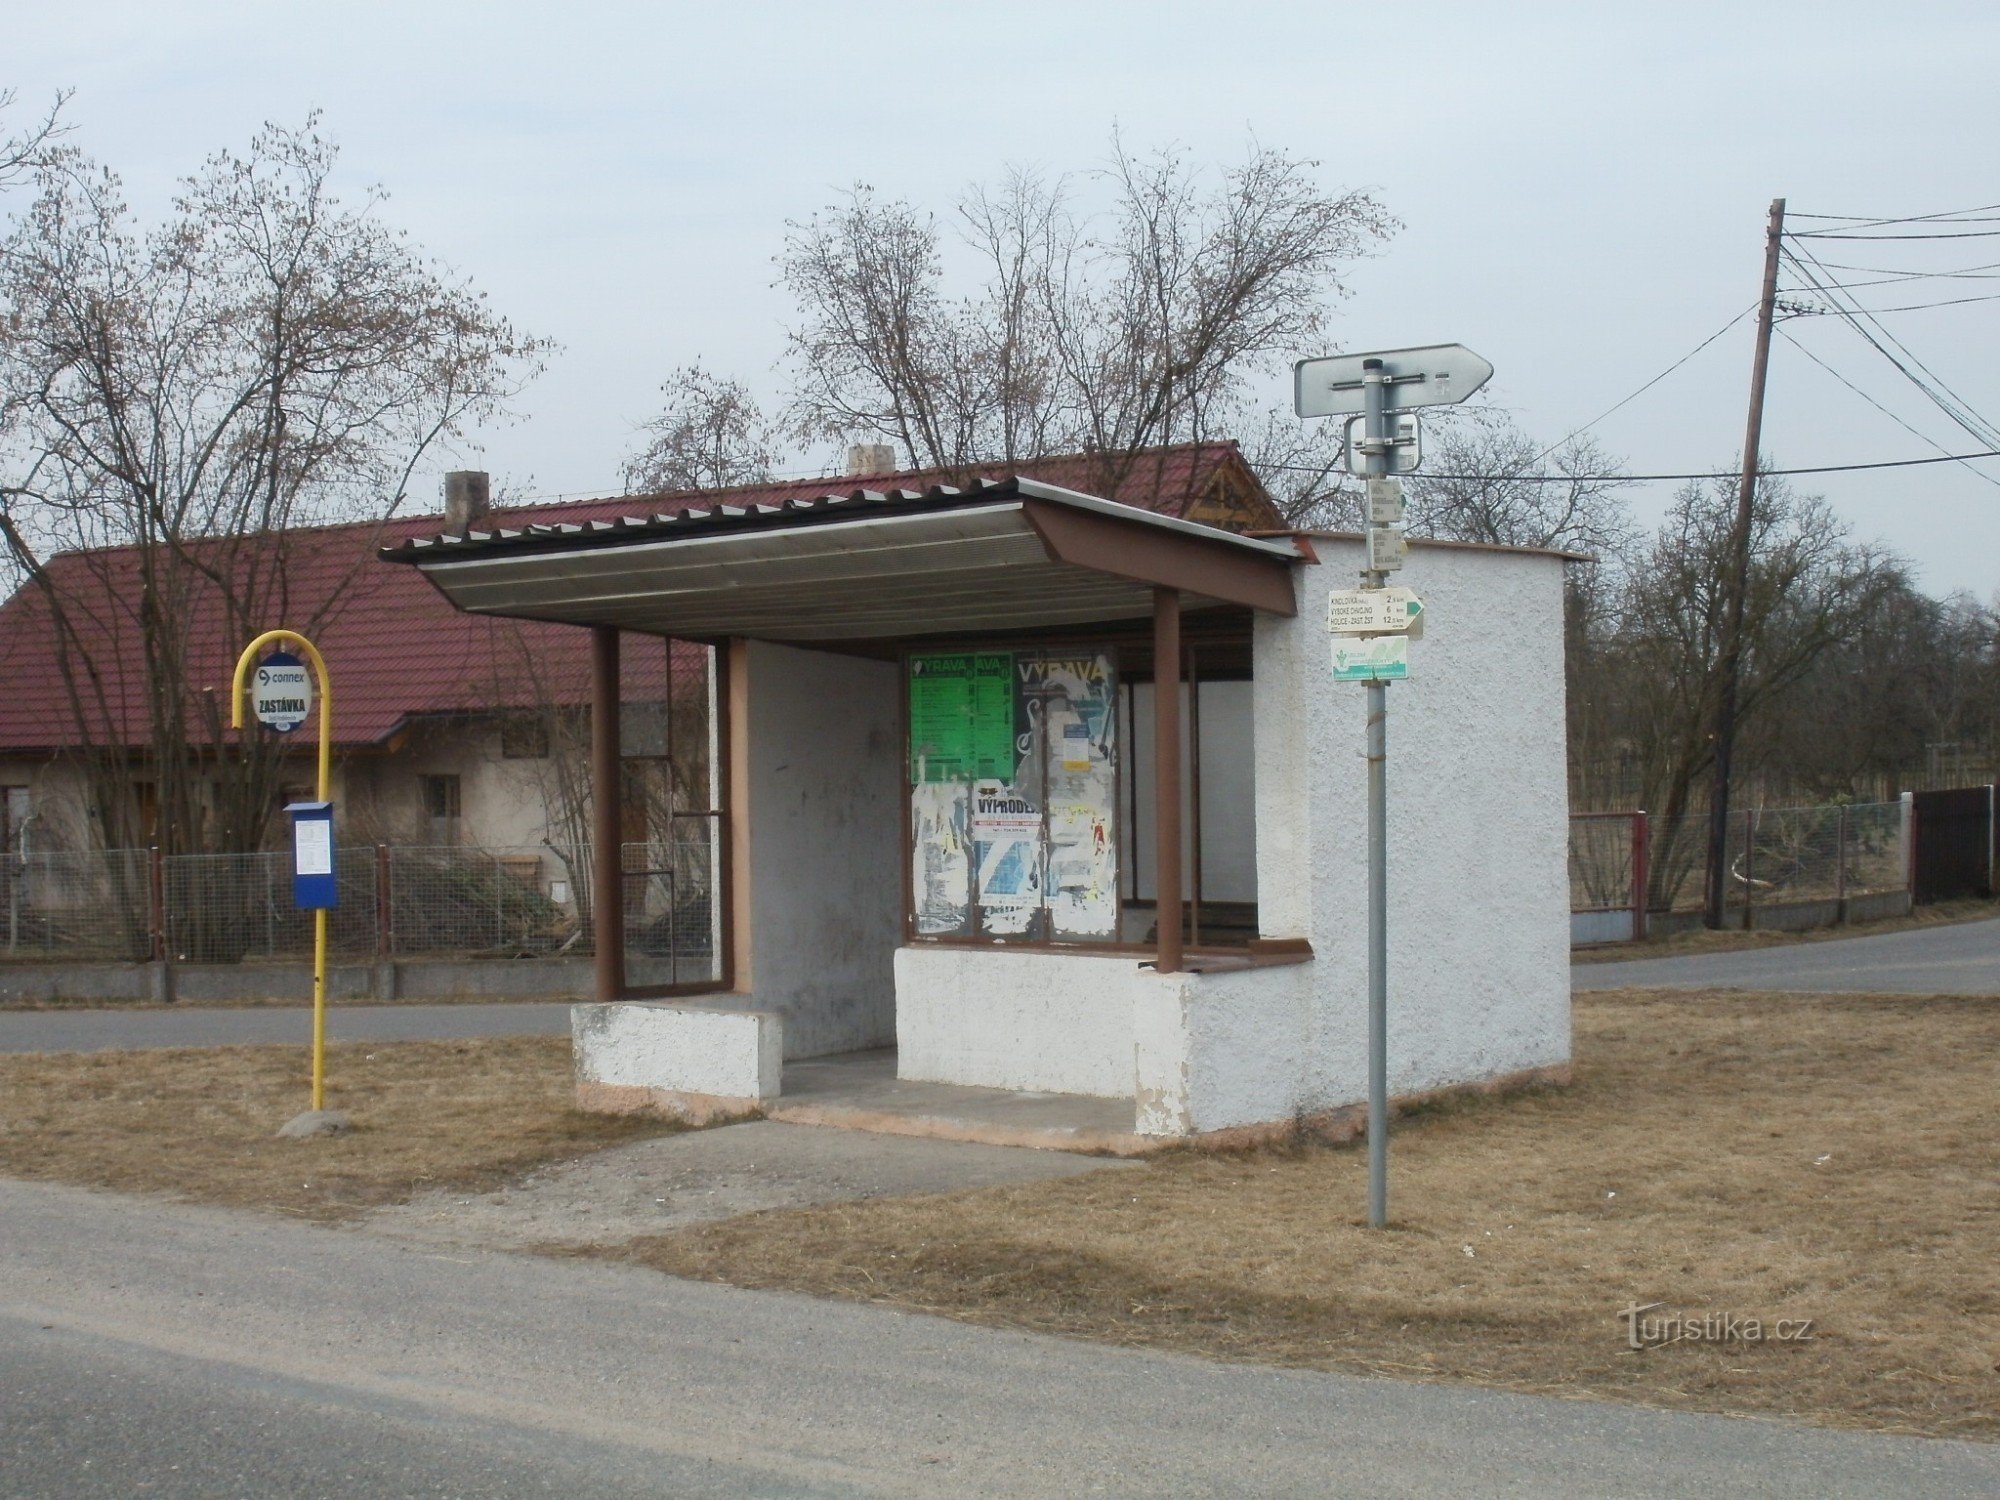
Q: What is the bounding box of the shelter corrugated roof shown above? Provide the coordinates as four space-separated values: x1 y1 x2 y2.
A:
0 442 1271 752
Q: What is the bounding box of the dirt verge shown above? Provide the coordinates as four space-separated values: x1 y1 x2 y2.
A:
593 989 2000 1442
0 1036 680 1219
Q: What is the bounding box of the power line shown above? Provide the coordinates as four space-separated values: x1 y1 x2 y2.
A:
1783 242 2000 451
1513 305 1754 470
1802 257 2000 278
1788 202 2000 226
1781 290 2000 315
1790 229 2000 241
1775 328 2000 492
1262 447 2000 485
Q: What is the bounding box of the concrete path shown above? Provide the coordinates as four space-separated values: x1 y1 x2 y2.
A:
4 1180 1996 1498
0 999 573 1053
364 1118 1131 1251
1574 916 2000 994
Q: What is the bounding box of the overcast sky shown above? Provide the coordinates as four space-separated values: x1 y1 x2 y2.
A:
12 1 2000 595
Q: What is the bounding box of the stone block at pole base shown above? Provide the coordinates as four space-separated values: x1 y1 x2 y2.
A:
277 1109 352 1139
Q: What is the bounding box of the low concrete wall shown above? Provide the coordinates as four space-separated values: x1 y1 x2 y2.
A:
0 954 690 1006
572 1001 781 1120
1639 889 1913 940
1571 909 1636 945
895 946 1147 1099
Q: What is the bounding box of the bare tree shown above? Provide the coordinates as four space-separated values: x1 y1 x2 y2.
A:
0 114 549 857
0 87 66 196
1572 473 1903 899
778 137 1395 488
623 365 782 493
1403 416 1636 557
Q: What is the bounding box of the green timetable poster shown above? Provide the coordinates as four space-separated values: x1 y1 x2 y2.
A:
909 653 1015 782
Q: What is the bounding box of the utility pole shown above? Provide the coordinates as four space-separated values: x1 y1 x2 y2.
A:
1703 197 1787 930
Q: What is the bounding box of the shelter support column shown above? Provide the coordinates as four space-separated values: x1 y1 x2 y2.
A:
591 625 625 1001
1153 586 1183 973
726 638 753 994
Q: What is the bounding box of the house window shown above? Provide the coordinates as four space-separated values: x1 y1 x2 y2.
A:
421 774 462 845
500 715 551 759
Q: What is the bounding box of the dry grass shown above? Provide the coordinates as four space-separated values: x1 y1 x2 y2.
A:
0 991 569 1012
0 1037 679 1220
1571 898 1999 963
599 989 2000 1441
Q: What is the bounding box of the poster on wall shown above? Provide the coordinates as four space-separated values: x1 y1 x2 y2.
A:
1018 654 1118 939
908 649 1119 942
911 781 972 936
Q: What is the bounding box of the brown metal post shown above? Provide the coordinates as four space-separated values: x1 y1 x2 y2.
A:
148 846 165 963
591 626 626 1001
375 843 392 959
1630 811 1650 943
725 638 752 993
1742 807 1757 929
1835 803 1849 913
1187 645 1202 949
1153 587 1183 973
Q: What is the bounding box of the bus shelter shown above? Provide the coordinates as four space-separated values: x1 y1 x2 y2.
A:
384 476 1572 1142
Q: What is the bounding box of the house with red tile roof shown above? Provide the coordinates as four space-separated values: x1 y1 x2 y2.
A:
0 442 1278 857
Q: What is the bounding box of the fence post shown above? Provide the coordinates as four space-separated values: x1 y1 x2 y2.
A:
1630 810 1649 942
1835 803 1849 915
148 846 165 963
1900 790 1916 899
1742 808 1756 929
375 844 391 959
1988 785 1996 899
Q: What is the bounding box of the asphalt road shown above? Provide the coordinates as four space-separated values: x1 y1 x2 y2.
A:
0 1000 573 1053
1573 916 2000 994
4 1180 1996 1499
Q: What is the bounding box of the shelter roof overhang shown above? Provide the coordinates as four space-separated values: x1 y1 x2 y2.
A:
380 477 1306 643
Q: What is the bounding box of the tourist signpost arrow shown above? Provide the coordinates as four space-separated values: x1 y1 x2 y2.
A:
1326 587 1424 636
1294 343 1495 418
1295 342 1493 1230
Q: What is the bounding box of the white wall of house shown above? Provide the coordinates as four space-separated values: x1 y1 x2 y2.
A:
341 719 559 850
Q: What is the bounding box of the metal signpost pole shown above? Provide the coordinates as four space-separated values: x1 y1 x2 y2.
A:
1294 341 1490 1229
1360 360 1392 1230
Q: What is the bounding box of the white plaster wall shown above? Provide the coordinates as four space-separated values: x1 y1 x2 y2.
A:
742 641 904 1059
572 1000 781 1100
895 946 1158 1098
1134 964 1316 1134
1254 541 1573 1111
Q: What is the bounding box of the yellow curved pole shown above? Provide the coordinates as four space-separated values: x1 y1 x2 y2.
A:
230 629 333 1112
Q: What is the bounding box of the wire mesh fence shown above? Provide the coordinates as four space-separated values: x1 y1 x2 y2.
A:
0 848 152 961
0 838 718 977
1569 799 1913 932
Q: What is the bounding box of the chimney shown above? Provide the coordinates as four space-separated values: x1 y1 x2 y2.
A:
845 443 897 477
443 470 491 531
